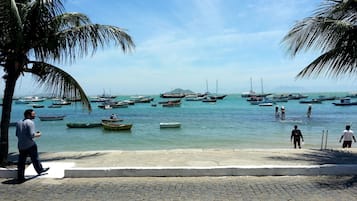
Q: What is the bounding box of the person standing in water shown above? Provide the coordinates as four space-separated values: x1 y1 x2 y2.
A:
307 104 312 118
291 125 304 149
339 125 356 148
275 106 280 119
280 106 286 120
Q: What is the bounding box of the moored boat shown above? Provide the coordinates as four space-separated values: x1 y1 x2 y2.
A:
160 122 181 128
102 123 132 131
332 97 357 106
258 102 274 106
32 104 45 108
48 104 62 108
66 123 102 128
52 99 71 105
202 97 216 103
162 102 181 107
38 115 65 121
160 93 186 98
101 118 123 123
299 99 322 104
209 94 227 100
15 96 46 104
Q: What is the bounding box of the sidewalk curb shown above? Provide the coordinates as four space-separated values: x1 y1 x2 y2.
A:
64 164 357 178
0 168 17 178
2 164 357 178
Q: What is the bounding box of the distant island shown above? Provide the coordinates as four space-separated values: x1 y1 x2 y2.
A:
164 88 195 95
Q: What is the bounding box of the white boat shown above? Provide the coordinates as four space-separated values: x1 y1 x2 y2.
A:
259 102 273 106
15 96 46 104
160 122 181 128
104 105 112 110
52 99 71 105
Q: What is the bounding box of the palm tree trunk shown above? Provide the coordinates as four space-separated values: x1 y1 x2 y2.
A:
0 67 20 165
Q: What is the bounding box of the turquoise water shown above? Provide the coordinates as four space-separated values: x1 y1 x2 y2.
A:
7 92 357 152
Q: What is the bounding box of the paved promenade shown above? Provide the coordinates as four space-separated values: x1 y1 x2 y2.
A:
1 176 357 200
1 148 357 200
2 148 357 178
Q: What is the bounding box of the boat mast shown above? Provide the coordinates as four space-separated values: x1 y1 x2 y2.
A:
206 80 209 94
250 77 253 93
216 80 218 95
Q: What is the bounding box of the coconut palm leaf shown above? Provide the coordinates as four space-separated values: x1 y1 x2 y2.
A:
51 19 135 64
0 0 135 164
282 0 357 78
25 61 92 111
297 46 357 78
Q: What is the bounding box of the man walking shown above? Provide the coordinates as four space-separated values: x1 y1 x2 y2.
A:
291 125 304 149
16 109 49 183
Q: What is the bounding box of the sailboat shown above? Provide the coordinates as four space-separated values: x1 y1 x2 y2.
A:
209 80 227 100
202 80 217 103
241 78 270 98
241 77 256 98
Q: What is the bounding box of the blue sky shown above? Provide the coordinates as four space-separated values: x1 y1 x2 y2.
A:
13 0 357 96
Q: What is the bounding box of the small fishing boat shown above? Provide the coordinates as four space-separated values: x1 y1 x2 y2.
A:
258 102 273 106
160 93 185 98
101 118 123 123
202 97 216 103
48 104 62 108
38 115 65 121
160 122 181 128
52 99 71 105
32 104 45 108
66 123 102 128
162 102 181 107
332 97 357 106
299 99 322 104
102 123 132 131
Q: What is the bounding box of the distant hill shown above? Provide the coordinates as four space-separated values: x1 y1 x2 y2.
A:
166 88 195 94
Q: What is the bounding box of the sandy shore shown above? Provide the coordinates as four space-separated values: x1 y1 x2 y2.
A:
8 148 357 168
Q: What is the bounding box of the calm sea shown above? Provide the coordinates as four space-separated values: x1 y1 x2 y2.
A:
7 92 357 153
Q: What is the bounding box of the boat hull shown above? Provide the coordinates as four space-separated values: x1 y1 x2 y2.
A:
160 122 181 128
102 123 132 131
67 123 102 128
38 115 65 121
102 118 123 123
332 102 357 106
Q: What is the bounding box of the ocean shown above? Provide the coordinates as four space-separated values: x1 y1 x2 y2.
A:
7 92 357 153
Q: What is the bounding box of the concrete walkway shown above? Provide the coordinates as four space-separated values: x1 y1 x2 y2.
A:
1 148 357 178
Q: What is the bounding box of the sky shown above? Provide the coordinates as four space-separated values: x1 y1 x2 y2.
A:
11 0 357 96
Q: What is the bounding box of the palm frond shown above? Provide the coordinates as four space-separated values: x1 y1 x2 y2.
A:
25 61 92 112
282 0 357 78
0 0 23 50
297 46 357 79
53 24 135 64
55 12 92 28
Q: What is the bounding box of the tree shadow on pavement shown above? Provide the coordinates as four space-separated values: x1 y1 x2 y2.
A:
267 149 357 165
7 151 106 164
267 149 357 189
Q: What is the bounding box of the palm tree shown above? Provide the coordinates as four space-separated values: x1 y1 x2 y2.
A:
282 0 357 78
0 0 135 165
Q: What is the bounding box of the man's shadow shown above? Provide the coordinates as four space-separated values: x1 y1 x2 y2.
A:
2 153 49 185
2 174 43 185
